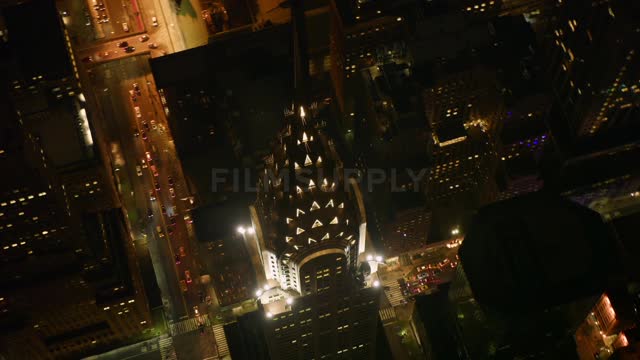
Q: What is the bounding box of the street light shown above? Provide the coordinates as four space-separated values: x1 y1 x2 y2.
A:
246 227 255 235
373 280 380 288
286 298 293 305
366 254 373 261
255 289 263 297
375 255 383 263
237 226 246 234
451 228 460 236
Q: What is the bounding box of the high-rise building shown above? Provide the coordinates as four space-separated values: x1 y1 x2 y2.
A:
248 2 381 358
544 0 639 149
0 1 150 358
0 95 150 360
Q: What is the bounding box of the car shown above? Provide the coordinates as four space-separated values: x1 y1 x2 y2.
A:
184 215 193 224
151 165 159 177
179 280 187 292
206 295 212 305
133 128 139 137
117 41 129 48
139 34 150 42
193 306 199 316
142 121 150 132
102 51 110 58
167 226 174 235
152 16 158 26
179 246 186 257
125 46 135 53
150 119 157 130
169 187 176 198
154 182 161 191
161 205 166 214
148 43 158 49
141 130 147 140
122 22 129 32
149 190 156 201
145 151 152 161
147 209 153 218
129 89 137 101
134 106 142 118
167 176 174 186
100 14 108 22
133 82 141 96
175 254 181 264
136 165 143 177
170 216 177 226
81 56 93 63
185 271 192 283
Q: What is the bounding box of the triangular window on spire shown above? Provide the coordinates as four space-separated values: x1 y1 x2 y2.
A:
304 155 312 166
310 201 320 211
326 199 334 208
338 202 344 208
308 179 316 189
321 233 330 240
302 132 308 142
286 217 293 224
285 159 289 166
337 232 344 237
330 217 339 225
294 162 300 170
312 219 323 228
285 236 293 243
296 208 305 217
346 234 353 240
293 245 301 250
296 227 305 235
308 237 317 244
296 186 303 194
317 156 322 165
297 139 301 145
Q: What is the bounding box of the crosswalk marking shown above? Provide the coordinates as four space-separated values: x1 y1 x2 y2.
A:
212 324 230 358
158 335 176 360
169 314 211 336
381 278 405 307
379 307 397 324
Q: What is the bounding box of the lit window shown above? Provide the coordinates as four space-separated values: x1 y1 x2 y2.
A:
304 155 312 166
310 201 320 211
330 217 339 225
297 227 305 235
308 237 317 244
312 220 323 228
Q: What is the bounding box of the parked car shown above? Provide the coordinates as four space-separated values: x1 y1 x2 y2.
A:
169 187 176 198
124 46 135 53
122 22 129 32
117 41 129 48
149 190 156 201
139 34 149 42
136 165 143 177
148 43 158 49
152 16 158 26
185 270 192 283
175 254 181 265
134 106 142 118
81 56 93 63
180 280 187 292
179 246 186 257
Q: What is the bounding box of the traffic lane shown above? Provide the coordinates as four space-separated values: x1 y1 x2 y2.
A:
138 127 193 318
92 57 189 320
